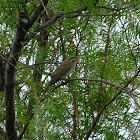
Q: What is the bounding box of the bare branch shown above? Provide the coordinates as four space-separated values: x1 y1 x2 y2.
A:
18 114 34 140
29 0 48 26
68 78 129 93
40 77 129 104
96 6 118 11
24 6 87 44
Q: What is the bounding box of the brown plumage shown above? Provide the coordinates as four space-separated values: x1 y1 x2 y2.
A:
49 56 80 86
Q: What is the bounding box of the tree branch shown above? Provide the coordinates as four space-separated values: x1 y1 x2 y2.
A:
68 78 129 93
96 6 118 11
27 0 49 28
18 80 68 139
24 6 87 44
5 0 48 139
18 114 34 140
17 69 140 139
84 66 140 140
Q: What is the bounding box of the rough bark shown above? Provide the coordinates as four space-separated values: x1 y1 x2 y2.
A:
0 58 5 91
5 1 48 139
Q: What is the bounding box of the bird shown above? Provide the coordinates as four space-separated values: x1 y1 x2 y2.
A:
48 56 80 86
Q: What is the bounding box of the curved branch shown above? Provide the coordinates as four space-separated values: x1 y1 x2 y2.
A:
68 78 129 93
24 6 87 44
18 66 140 140
40 77 130 104
84 66 140 140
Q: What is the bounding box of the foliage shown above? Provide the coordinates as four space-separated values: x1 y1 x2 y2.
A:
0 0 140 140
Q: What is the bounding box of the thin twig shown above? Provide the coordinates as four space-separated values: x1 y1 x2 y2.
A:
129 94 140 111
0 54 18 70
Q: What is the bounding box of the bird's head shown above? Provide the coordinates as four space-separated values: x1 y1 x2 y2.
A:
68 56 81 62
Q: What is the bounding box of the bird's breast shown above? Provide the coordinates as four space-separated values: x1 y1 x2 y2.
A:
61 67 74 79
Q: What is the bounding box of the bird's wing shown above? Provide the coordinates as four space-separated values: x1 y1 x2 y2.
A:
49 60 72 86
51 60 72 78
